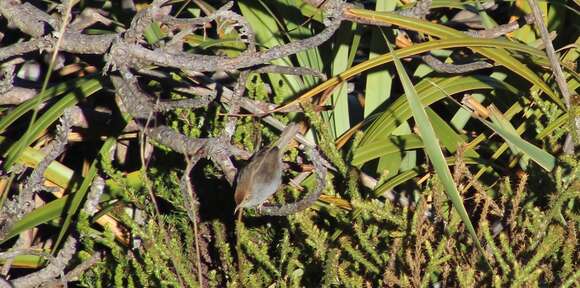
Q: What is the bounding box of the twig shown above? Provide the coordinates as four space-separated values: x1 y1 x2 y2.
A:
7 175 104 287
0 109 72 241
108 2 344 72
10 237 77 288
21 109 72 196
0 277 11 288
61 251 103 282
343 0 432 26
526 0 570 108
223 71 251 140
526 0 574 154
397 0 432 18
68 8 112 32
0 2 56 37
252 65 327 80
182 70 317 148
179 156 205 287
419 14 535 73
422 54 492 74
465 14 534 38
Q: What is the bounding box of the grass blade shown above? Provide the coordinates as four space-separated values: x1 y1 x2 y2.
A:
364 0 396 118
52 138 117 252
239 0 304 100
483 107 556 171
279 37 545 113
0 196 69 244
386 39 487 261
343 8 562 107
2 77 104 169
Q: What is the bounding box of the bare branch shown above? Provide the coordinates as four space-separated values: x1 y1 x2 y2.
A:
466 14 534 38
0 109 72 241
253 65 327 80
61 251 103 282
179 156 205 286
421 54 492 74
10 236 77 288
526 0 574 153
9 175 105 287
398 0 432 18
0 2 56 37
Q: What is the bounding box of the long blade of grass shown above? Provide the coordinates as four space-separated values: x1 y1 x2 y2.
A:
0 76 99 133
343 8 562 107
277 37 548 113
3 77 104 169
372 154 483 197
364 0 396 118
337 75 516 148
239 0 304 100
361 75 516 145
52 137 117 252
329 22 357 137
0 196 69 244
482 108 556 171
279 0 325 87
0 255 44 269
0 135 74 189
386 39 487 260
353 109 480 167
352 134 423 166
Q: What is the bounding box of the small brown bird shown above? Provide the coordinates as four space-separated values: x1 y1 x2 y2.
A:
234 123 299 213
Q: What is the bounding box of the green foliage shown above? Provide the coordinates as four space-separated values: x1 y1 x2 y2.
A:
0 0 577 286
207 173 575 286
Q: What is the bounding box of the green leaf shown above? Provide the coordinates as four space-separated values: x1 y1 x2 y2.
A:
329 22 358 138
0 76 99 133
536 112 568 140
0 255 44 268
3 77 104 169
386 39 487 261
52 138 117 252
363 0 396 118
345 8 563 107
426 108 475 155
285 37 541 118
0 135 75 189
481 107 556 171
374 169 419 197
239 0 305 100
277 0 325 87
361 75 516 146
144 22 164 45
353 134 423 167
0 196 69 244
